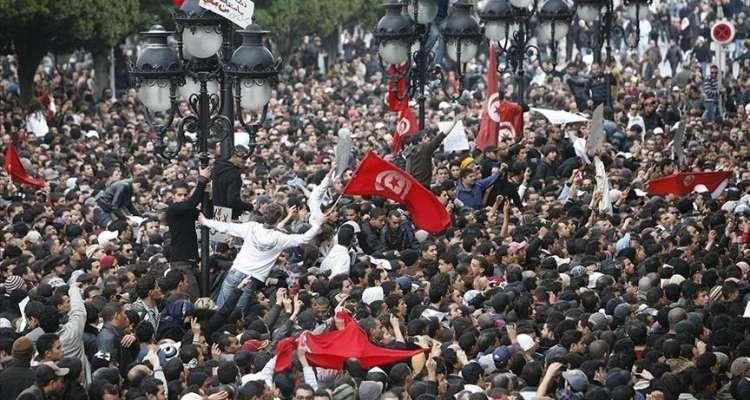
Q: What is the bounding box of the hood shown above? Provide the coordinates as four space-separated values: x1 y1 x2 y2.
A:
214 158 237 177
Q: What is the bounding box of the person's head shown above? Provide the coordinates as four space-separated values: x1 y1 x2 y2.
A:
387 211 402 231
337 225 355 248
132 177 150 194
101 302 129 330
710 64 719 78
369 208 387 229
313 389 331 400
136 275 162 302
172 181 190 203
141 377 166 400
262 203 286 226
230 145 250 166
36 333 63 362
11 336 34 362
460 168 476 186
294 383 315 400
36 364 68 396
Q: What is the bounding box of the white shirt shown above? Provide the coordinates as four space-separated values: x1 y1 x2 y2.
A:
26 111 49 138
201 219 321 281
320 243 352 278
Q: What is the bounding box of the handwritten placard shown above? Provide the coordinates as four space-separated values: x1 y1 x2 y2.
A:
200 0 255 28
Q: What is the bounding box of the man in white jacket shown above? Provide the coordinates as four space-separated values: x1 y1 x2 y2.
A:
199 202 322 311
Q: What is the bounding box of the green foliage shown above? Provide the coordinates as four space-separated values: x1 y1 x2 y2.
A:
253 0 383 57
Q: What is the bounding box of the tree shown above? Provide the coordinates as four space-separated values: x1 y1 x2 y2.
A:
0 0 144 106
254 0 381 61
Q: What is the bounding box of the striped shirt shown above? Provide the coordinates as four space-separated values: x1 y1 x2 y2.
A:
703 77 720 102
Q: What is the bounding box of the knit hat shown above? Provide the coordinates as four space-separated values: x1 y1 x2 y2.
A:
4 275 25 293
331 384 356 400
358 381 384 400
12 337 34 361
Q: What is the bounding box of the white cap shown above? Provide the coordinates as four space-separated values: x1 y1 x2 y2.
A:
85 244 100 259
24 230 42 244
693 184 709 194
181 393 203 400
414 230 429 243
517 334 535 351
463 290 480 306
653 127 664 135
97 230 119 246
362 287 384 305
588 272 604 289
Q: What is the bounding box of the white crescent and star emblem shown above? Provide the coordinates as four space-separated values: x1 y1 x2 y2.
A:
375 170 412 200
682 174 695 188
396 116 410 136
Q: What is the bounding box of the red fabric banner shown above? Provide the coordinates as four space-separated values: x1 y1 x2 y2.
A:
476 44 525 148
275 310 426 372
391 104 418 154
476 43 499 151
343 152 451 234
646 171 731 198
386 64 409 113
4 142 45 188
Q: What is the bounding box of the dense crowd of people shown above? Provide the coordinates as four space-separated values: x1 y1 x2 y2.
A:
2 1 750 400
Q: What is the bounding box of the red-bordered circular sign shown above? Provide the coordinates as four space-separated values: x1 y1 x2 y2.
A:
711 21 736 45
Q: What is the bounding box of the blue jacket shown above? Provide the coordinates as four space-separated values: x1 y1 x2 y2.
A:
456 173 499 210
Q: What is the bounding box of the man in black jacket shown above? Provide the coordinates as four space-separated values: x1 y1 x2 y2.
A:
165 165 211 300
0 337 35 400
212 145 254 219
405 115 462 188
94 176 148 228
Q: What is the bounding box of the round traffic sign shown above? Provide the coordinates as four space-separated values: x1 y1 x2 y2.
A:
711 20 736 45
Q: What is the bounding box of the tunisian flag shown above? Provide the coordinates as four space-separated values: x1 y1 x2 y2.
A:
386 64 409 112
4 142 45 188
646 171 731 199
391 104 418 154
476 43 500 150
343 152 451 234
476 44 525 150
275 310 426 372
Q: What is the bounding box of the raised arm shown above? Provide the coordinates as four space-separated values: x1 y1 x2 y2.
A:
198 214 252 238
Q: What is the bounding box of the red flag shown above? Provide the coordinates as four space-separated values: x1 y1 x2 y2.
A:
343 152 451 234
172 0 185 7
4 142 45 188
391 104 418 154
275 310 427 372
386 64 409 112
499 100 524 141
646 171 731 199
476 44 525 149
476 43 499 151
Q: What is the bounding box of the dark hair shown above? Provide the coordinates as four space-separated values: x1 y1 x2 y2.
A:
337 225 355 247
263 203 286 225
140 377 163 396
36 333 60 359
101 302 123 323
136 276 157 299
39 305 61 333
134 321 155 343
